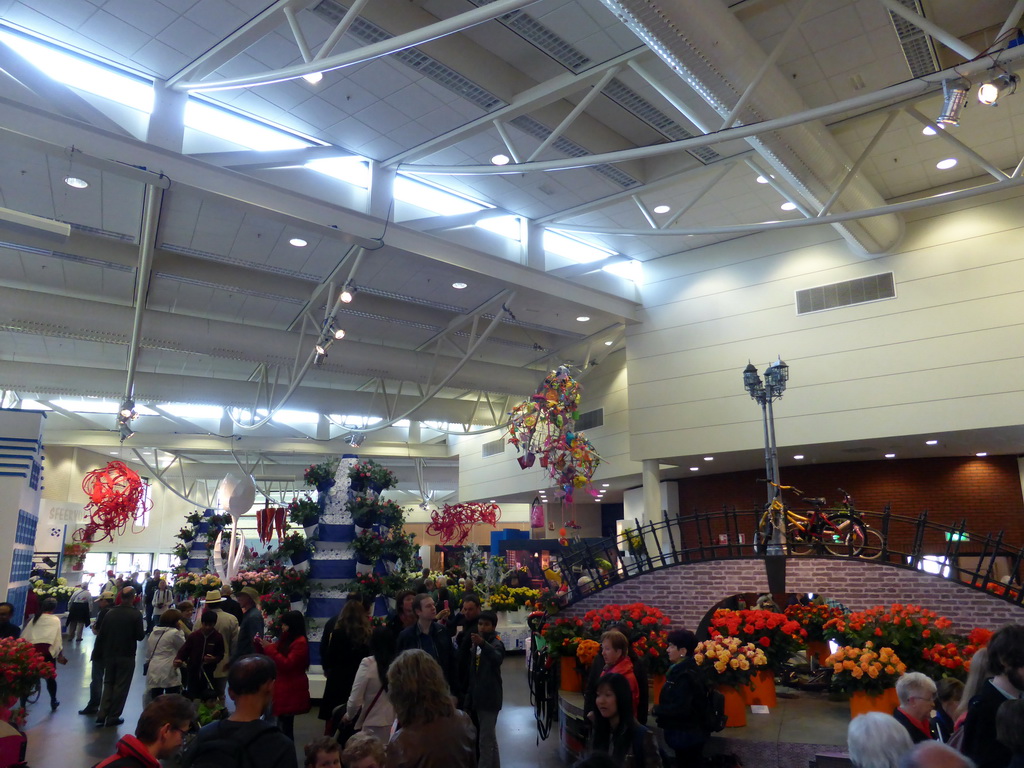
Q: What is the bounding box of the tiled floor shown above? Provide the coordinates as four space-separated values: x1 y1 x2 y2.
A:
22 635 563 767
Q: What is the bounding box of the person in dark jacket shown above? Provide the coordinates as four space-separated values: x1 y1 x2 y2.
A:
93 694 195 768
396 594 455 692
80 591 114 715
963 624 1024 768
652 629 706 768
450 594 481 705
174 610 225 700
318 597 371 723
96 586 146 727
142 569 161 634
0 601 21 639
588 672 661 768
996 698 1024 768
218 585 244 622
464 611 504 768
231 587 264 663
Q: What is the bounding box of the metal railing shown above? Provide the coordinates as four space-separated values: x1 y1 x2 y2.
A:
553 506 1024 607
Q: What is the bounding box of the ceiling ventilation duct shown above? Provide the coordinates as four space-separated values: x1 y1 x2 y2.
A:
596 0 903 254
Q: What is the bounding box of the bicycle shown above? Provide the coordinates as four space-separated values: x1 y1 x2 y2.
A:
754 482 868 557
834 488 885 560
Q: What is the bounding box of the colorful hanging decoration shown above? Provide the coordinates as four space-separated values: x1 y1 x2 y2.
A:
256 507 287 545
74 460 151 543
506 365 602 503
426 502 502 546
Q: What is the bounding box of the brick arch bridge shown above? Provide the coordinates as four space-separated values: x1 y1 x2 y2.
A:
556 558 1024 632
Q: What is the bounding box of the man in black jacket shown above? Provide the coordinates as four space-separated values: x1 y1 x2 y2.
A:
396 593 455 691
96 586 145 727
142 570 161 634
652 629 706 768
79 591 114 715
963 624 1024 768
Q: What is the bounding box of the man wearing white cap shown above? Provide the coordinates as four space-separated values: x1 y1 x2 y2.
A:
199 590 238 702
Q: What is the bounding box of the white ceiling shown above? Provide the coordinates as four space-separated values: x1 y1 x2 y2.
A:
0 0 1020 499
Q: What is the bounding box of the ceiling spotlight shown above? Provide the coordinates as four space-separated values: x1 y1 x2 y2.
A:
926 439 938 446
756 176 769 184
64 176 88 189
936 158 958 170
780 201 797 211
703 456 714 461
303 72 323 85
119 398 136 419
333 328 346 340
576 316 590 322
936 78 970 126
653 204 670 214
604 340 613 346
289 237 307 247
689 467 699 471
601 483 609 487
339 289 353 304
976 451 988 457
491 154 510 166
118 423 135 441
921 125 937 136
452 282 468 290
793 454 805 460
884 453 896 459
978 73 1018 105
348 432 365 448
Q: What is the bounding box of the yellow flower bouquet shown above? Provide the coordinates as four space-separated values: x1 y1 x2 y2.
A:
826 642 907 694
694 636 768 688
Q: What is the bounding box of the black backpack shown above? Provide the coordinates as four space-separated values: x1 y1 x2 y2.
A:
181 719 283 768
687 670 726 733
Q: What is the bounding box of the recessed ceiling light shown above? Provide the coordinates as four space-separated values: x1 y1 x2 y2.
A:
601 483 609 487
926 439 938 446
604 340 614 347
689 466 699 471
303 72 323 85
289 237 307 247
490 154 510 166
109 451 118 455
884 453 896 458
703 456 714 461
936 158 958 170
576 316 590 322
922 126 937 136
756 176 769 184
976 452 988 457
780 201 797 211
793 454 804 460
489 499 496 503
64 176 88 189
452 282 468 289
653 204 670 214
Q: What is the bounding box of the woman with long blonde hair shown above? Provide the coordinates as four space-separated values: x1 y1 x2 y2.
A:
386 649 476 768
318 597 371 725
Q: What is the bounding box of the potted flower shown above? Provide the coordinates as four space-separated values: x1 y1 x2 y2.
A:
785 603 845 664
348 459 398 494
694 636 769 727
826 642 907 717
63 542 90 571
347 495 380 529
541 616 591 691
351 529 386 566
823 603 953 672
259 591 291 618
288 496 320 536
304 458 340 493
274 532 314 570
376 499 406 530
0 638 56 729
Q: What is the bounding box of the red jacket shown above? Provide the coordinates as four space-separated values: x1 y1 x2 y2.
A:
264 635 311 716
93 734 160 768
603 656 640 717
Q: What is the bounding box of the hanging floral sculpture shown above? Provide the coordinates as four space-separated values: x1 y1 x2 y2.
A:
256 506 287 545
506 366 602 503
74 460 151 543
426 502 502 546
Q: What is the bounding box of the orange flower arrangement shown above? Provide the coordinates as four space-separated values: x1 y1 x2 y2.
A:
709 608 807 668
919 627 993 681
576 638 600 667
784 603 845 641
823 603 953 671
826 642 907 694
694 636 768 688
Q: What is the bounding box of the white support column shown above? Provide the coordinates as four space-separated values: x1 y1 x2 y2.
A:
368 161 396 220
526 220 546 271
641 459 661 526
147 82 188 152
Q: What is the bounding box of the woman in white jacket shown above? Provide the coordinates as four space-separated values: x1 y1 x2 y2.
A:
145 608 186 700
343 626 397 744
21 597 64 710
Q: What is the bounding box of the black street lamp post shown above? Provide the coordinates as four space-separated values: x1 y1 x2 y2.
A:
743 358 790 552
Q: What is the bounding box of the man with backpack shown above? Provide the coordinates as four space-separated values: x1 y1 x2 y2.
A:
93 694 196 768
181 654 297 768
652 629 723 768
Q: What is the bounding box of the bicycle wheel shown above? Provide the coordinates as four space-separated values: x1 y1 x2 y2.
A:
754 513 773 555
786 520 814 556
822 514 866 556
859 527 884 560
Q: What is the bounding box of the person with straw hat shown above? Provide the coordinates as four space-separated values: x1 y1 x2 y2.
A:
231 587 264 664
199 590 238 702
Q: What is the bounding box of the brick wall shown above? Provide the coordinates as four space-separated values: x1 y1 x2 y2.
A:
675 456 1024 549
561 558 1024 635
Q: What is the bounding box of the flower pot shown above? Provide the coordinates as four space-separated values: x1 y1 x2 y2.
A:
71 562 84 571
290 599 304 612
651 673 666 704
517 452 536 469
355 561 373 575
559 657 584 692
806 640 830 666
849 688 898 719
743 669 776 707
290 559 310 574
303 524 318 538
718 685 747 727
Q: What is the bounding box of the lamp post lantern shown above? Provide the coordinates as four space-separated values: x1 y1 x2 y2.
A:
743 358 789 551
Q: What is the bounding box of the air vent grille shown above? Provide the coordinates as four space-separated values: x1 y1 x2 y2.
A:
574 408 604 431
603 78 720 164
510 115 640 188
313 1 506 111
796 273 896 315
482 438 505 458
470 0 591 71
886 0 939 78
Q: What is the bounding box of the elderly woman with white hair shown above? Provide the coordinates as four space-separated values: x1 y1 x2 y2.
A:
849 712 915 768
894 672 939 743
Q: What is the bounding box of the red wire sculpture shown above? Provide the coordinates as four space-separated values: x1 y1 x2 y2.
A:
74 461 151 543
426 502 501 546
